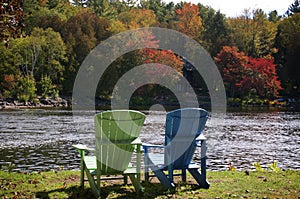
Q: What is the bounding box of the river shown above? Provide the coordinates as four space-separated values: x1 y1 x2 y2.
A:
0 108 299 172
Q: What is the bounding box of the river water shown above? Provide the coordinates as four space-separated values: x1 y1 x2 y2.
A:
0 108 299 172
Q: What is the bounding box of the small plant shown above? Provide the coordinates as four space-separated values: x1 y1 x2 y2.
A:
267 161 281 172
2 163 15 173
228 162 236 172
253 162 265 172
40 75 59 99
17 75 37 102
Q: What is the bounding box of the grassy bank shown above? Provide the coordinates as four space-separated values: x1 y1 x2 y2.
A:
0 170 299 198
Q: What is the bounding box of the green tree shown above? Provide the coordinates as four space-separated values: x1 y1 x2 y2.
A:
199 4 231 56
16 75 37 102
228 9 277 58
31 28 67 86
39 75 58 98
24 0 78 34
268 10 282 22
275 13 300 97
140 0 176 25
285 0 300 16
86 0 118 19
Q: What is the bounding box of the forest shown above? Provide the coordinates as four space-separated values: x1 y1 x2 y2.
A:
0 0 300 106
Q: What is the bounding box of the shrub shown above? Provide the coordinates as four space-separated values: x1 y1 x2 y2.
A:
17 75 37 102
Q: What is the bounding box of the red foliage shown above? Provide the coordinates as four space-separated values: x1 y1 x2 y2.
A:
246 57 282 97
214 46 282 99
141 48 183 76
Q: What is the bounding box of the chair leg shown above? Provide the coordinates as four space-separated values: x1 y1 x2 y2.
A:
128 174 143 193
153 169 175 189
78 149 85 188
182 169 186 182
84 165 101 197
188 168 210 189
147 158 175 189
80 159 85 188
123 175 128 185
144 156 150 183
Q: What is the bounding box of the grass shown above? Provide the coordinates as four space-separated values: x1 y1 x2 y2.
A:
0 170 299 198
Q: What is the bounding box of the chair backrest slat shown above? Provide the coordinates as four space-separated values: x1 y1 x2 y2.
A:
94 110 146 174
164 108 208 169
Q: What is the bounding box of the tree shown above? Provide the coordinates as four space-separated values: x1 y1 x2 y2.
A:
16 75 37 102
61 10 110 94
86 0 118 19
275 13 300 97
1 27 67 98
175 3 204 40
214 46 249 98
199 4 231 56
117 8 158 30
39 75 58 98
285 0 300 16
140 0 176 25
24 0 78 34
228 9 278 58
215 46 281 99
31 28 67 86
268 10 282 22
0 0 25 46
246 57 281 98
141 49 183 75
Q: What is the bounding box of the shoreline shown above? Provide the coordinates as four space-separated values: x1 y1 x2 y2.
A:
0 97 299 111
0 97 69 110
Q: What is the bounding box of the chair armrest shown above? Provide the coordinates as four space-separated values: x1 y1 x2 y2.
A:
195 134 206 147
142 143 164 154
142 143 164 148
196 134 206 141
72 144 95 152
131 137 142 145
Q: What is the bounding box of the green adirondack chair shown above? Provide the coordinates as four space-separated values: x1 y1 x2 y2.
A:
73 110 146 198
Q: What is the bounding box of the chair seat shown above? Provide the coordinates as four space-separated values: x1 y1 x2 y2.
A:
84 156 139 175
147 153 200 170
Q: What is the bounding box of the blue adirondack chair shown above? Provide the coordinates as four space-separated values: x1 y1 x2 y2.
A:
73 110 146 197
143 108 210 189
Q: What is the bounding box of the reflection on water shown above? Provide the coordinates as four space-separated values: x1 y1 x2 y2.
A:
0 108 299 172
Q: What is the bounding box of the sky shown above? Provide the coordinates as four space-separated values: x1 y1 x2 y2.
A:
170 0 294 17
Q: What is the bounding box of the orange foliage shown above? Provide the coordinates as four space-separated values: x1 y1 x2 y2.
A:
176 3 203 39
141 49 184 76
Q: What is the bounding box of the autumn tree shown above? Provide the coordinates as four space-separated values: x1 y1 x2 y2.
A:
141 49 183 74
0 0 25 46
214 46 249 98
246 57 281 98
176 3 204 40
215 46 281 99
61 10 110 94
